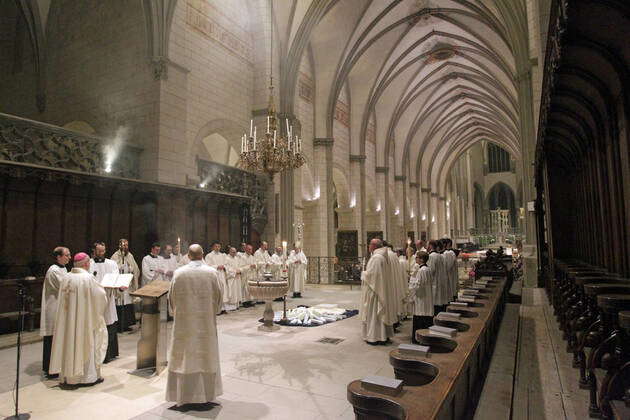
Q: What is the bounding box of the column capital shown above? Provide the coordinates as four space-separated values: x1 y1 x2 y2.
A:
431 192 439 197
410 182 420 188
394 175 406 181
350 154 366 162
314 137 334 147
422 187 432 193
438 196 446 201
375 166 389 174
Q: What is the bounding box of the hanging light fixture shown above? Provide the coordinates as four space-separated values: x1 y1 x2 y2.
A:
239 0 305 179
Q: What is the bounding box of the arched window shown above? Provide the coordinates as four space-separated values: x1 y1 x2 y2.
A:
487 143 511 173
199 133 239 167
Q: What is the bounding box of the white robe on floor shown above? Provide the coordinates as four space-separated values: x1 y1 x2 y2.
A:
408 264 433 316
204 251 229 308
288 250 308 293
224 255 243 310
360 247 396 343
40 264 67 337
166 261 223 405
111 250 140 305
89 258 119 326
49 267 108 384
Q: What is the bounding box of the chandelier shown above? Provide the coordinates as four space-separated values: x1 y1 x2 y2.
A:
239 0 305 179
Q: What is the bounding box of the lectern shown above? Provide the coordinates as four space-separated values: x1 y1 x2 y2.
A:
130 280 170 374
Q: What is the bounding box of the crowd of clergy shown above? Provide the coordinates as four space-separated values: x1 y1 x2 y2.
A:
38 238 308 405
360 237 460 345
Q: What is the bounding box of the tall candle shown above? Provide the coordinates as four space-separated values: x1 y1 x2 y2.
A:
282 240 287 258
286 118 290 137
267 116 270 134
273 130 277 148
250 119 253 137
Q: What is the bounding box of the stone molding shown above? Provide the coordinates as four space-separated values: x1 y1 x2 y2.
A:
410 182 420 188
421 187 431 193
394 175 406 181
313 138 334 147
431 192 439 197
350 154 366 162
375 166 389 174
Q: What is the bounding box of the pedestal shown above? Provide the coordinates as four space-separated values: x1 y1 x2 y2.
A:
258 301 280 332
136 295 168 373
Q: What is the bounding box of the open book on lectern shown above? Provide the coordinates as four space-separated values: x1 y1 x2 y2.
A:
101 273 134 288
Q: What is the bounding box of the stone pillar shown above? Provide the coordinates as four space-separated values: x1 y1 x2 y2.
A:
421 188 431 239
376 167 388 238
350 154 366 256
394 175 406 246
430 193 438 238
311 138 334 282
438 197 447 238
466 150 474 231
410 182 420 238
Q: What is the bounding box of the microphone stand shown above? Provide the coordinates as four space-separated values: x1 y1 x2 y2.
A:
5 278 32 420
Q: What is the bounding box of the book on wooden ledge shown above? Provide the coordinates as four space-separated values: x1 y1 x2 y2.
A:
101 273 134 288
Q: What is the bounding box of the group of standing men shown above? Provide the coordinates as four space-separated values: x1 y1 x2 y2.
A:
38 238 309 387
360 237 459 345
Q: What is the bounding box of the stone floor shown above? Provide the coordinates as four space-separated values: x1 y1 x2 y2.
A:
0 285 412 420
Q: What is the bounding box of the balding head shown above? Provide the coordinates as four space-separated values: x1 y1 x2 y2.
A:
369 238 383 253
188 244 204 260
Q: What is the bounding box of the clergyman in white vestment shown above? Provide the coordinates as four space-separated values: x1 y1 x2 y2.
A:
166 244 223 406
288 243 308 298
49 252 108 385
141 243 164 287
161 244 179 282
40 246 70 377
406 252 434 344
223 247 243 311
360 239 396 344
111 238 140 331
239 245 257 306
204 241 229 312
269 247 284 281
89 242 120 363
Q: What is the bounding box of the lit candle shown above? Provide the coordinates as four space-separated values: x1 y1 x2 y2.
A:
282 240 287 258
177 237 181 253
286 118 290 137
273 130 277 148
267 116 270 134
250 119 253 137
253 127 257 150
241 135 244 153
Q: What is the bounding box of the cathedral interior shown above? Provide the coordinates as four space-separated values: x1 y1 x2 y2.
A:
0 0 629 419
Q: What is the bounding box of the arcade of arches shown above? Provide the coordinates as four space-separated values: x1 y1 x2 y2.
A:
0 0 629 419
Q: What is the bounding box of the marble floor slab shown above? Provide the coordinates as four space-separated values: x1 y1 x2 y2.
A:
0 285 412 420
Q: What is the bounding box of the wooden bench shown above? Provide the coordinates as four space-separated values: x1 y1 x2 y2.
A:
347 275 507 419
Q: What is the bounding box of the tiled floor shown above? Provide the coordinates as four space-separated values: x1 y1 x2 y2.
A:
0 285 411 420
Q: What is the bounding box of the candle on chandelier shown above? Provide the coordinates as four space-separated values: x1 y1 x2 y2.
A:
273 130 277 148
250 119 253 137
285 118 290 138
241 135 244 153
253 127 257 150
267 116 270 134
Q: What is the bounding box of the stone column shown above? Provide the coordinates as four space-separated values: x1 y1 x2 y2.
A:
466 150 474 230
376 167 389 238
430 193 438 238
410 182 420 238
394 175 406 245
350 154 366 256
438 197 447 237
312 138 334 282
421 188 431 239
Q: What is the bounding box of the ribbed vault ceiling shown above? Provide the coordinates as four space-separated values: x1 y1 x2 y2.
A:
276 0 524 195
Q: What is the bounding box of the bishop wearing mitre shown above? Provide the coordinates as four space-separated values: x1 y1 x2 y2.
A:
223 247 243 310
49 252 108 386
205 241 229 313
360 239 396 344
166 244 223 406
111 238 139 332
288 242 308 298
